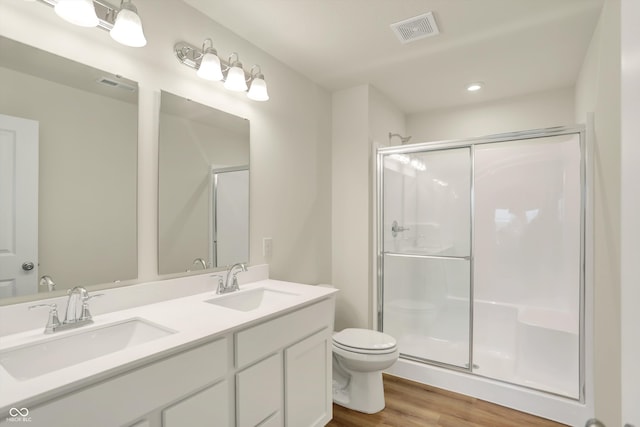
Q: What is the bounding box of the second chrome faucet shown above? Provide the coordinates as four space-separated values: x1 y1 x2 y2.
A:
212 263 247 294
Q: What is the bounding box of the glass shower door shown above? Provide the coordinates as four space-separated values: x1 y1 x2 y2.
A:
381 147 471 368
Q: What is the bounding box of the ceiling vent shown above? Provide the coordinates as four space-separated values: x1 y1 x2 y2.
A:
390 12 439 44
96 76 136 92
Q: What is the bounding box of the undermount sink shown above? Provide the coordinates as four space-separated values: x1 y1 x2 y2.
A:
204 287 299 312
0 318 175 381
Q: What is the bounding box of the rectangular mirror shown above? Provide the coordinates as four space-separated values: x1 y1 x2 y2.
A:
0 36 138 299
158 91 250 275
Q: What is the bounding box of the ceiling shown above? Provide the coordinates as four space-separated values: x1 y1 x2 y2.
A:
182 0 604 114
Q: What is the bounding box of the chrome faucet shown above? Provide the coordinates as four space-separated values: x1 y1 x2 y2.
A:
39 275 56 292
30 286 103 334
64 286 91 324
216 263 247 294
192 258 208 270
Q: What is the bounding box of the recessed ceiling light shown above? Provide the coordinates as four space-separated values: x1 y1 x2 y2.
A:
466 82 484 92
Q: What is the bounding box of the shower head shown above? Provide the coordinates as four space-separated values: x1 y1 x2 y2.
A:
389 132 412 144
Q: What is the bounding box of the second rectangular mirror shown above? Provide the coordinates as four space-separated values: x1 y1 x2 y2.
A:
158 91 250 275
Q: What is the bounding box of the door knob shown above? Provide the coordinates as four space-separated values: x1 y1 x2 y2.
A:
22 262 35 271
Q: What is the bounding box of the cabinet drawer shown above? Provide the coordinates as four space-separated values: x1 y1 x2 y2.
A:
236 299 332 368
236 353 283 427
27 338 228 427
162 380 230 427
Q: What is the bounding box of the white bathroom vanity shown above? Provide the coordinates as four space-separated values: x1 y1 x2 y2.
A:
0 272 337 427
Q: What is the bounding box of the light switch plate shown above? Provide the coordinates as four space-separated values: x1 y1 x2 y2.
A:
263 237 273 258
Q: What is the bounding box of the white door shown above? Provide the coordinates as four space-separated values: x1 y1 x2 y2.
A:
211 168 249 268
0 114 38 297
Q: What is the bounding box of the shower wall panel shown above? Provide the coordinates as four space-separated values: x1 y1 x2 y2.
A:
473 134 581 398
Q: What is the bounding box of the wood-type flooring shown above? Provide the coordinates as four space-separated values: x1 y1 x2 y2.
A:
326 374 568 427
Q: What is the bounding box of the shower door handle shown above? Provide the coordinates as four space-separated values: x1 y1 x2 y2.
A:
391 220 410 237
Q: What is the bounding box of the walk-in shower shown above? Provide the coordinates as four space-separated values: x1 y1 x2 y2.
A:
376 126 589 424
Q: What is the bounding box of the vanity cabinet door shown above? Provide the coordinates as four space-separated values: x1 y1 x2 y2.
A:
162 380 230 427
284 328 332 427
236 353 283 427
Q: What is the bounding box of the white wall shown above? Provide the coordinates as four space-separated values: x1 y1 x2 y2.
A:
0 0 332 290
369 88 407 149
620 0 640 424
0 66 137 289
331 85 369 330
407 87 575 142
331 84 405 331
574 0 622 425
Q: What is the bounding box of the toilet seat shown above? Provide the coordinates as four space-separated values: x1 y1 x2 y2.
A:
333 328 397 355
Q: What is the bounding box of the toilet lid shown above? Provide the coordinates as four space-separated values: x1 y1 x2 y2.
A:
333 328 396 351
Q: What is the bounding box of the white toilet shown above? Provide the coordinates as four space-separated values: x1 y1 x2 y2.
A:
331 328 399 414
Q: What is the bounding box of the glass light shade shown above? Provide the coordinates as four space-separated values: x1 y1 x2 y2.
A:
247 77 269 101
110 2 147 47
54 0 99 27
197 52 223 81
224 66 248 92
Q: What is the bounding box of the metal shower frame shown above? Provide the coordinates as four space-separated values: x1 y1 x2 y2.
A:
375 125 588 402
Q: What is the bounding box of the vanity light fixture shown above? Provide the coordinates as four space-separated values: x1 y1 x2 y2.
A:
109 0 147 47
36 0 147 48
54 0 99 27
247 65 270 101
223 53 249 92
196 39 223 81
175 40 270 102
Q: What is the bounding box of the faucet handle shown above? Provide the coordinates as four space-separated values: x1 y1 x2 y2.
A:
230 273 241 291
78 293 103 322
211 274 224 294
82 293 104 302
28 303 57 311
28 303 61 334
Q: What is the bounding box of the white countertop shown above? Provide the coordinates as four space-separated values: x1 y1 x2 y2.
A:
0 279 338 413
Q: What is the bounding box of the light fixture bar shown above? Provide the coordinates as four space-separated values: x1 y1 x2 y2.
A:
175 41 236 70
175 41 207 69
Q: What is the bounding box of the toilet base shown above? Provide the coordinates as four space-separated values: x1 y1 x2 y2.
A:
332 370 386 414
